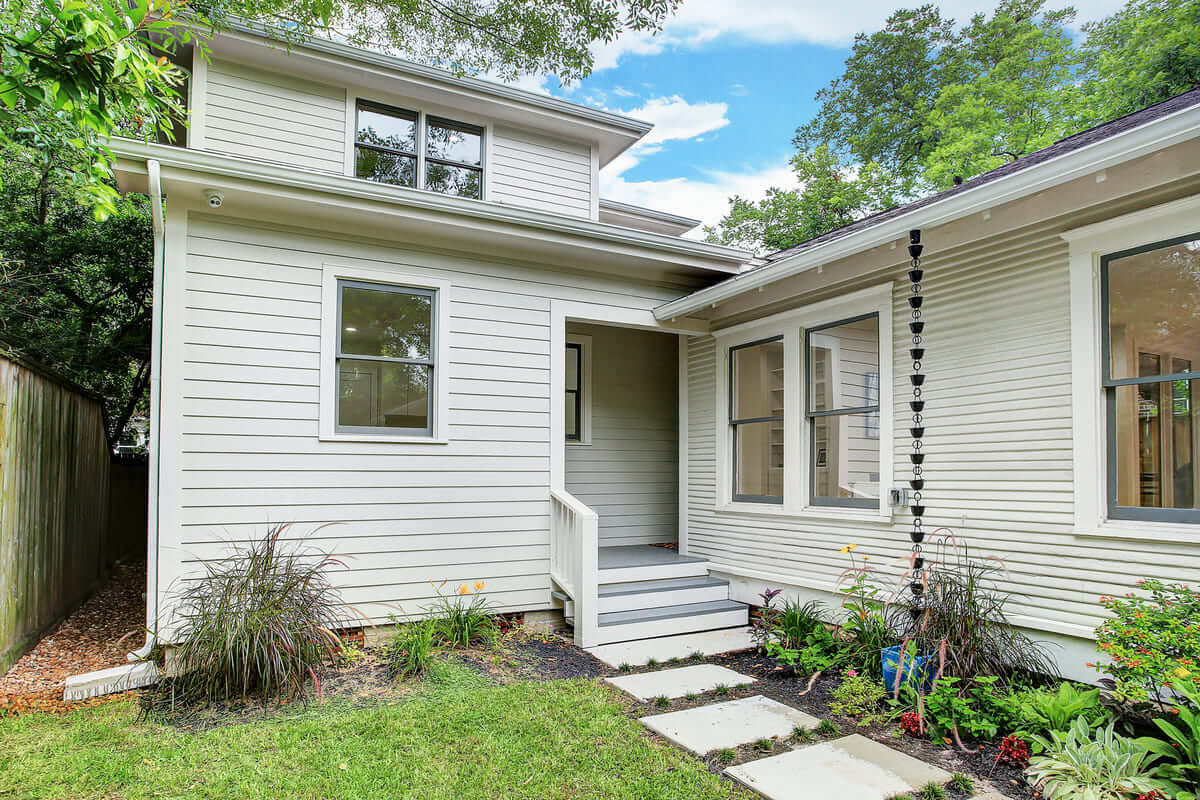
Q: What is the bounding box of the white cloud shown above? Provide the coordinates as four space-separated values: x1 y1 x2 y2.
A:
591 0 1127 73
616 95 730 145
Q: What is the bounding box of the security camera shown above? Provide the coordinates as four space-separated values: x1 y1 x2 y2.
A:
204 189 224 209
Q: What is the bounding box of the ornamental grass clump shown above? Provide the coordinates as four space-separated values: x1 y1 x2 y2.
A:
1094 578 1200 708
164 524 352 704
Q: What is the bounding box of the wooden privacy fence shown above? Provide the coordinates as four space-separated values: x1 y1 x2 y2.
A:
0 353 113 673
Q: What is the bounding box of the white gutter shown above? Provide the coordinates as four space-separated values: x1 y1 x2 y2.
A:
110 139 752 269
128 159 165 662
654 101 1200 320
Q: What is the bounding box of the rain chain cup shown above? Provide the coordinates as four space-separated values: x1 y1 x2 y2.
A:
907 229 926 623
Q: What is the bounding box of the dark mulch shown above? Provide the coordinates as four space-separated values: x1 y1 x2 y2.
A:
0 559 146 716
453 631 612 682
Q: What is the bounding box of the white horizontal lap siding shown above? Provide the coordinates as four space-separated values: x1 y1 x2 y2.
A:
565 323 679 546
163 213 686 629
490 127 592 218
203 60 346 173
687 223 1200 652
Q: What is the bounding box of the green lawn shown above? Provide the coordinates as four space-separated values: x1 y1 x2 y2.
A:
0 663 743 800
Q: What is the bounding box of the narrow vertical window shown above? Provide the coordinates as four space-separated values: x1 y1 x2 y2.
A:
425 117 483 199
354 102 418 187
730 337 784 503
565 342 582 441
336 280 436 435
806 314 880 508
1103 233 1200 522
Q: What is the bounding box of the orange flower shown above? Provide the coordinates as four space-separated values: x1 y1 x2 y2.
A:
457 584 470 595
474 581 486 591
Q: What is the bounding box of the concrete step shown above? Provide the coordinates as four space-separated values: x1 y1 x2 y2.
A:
598 575 730 613
586 627 755 668
594 599 749 645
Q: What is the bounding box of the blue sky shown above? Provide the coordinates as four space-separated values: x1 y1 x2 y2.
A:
507 0 1125 235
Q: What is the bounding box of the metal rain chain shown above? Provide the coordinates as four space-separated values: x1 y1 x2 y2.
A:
907 229 927 622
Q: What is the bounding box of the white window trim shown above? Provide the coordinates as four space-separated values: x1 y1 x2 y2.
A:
565 332 593 445
1063 193 1200 543
713 282 894 520
319 262 452 444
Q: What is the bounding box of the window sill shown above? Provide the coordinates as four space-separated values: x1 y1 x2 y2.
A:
319 432 449 445
565 440 592 447
1073 520 1200 545
713 503 892 524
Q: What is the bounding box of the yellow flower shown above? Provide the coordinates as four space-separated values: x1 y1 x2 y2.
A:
474 581 486 591
862 556 871 561
457 584 470 595
1176 667 1192 679
839 544 859 554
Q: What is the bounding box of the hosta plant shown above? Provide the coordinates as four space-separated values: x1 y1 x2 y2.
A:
1136 681 1200 800
1026 718 1171 800
1010 681 1113 747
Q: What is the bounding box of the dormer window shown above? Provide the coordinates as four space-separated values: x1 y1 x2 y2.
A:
355 102 418 187
354 101 483 199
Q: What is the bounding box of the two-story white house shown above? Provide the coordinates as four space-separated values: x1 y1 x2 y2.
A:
112 24 1200 680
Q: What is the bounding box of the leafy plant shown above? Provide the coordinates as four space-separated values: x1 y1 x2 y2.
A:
777 599 828 649
385 618 436 679
1094 579 1200 708
751 588 784 650
1010 682 1112 744
1026 718 1170 800
1136 681 1200 800
899 711 923 737
949 772 974 793
717 748 736 764
336 641 365 667
920 676 1015 743
163 524 351 704
830 670 888 725
426 580 498 648
998 734 1032 769
654 695 670 708
818 719 838 735
754 738 773 753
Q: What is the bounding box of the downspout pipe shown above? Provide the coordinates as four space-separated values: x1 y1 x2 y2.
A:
128 159 165 661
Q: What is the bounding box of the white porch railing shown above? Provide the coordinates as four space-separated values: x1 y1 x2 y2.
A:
550 488 599 647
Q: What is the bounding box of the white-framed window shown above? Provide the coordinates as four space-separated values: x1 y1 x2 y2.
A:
319 264 451 443
353 100 484 199
714 283 893 518
565 333 593 444
1064 194 1200 538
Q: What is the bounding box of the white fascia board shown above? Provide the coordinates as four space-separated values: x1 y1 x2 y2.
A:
111 139 751 270
599 199 702 230
217 23 651 164
654 102 1200 320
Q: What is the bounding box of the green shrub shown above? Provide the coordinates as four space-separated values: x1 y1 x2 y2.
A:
1009 682 1111 744
917 782 947 800
1095 579 1200 707
386 618 437 679
948 772 973 793
830 670 888 725
919 676 1015 742
817 719 838 735
1136 681 1200 798
1026 718 1170 800
164 524 350 704
428 580 498 647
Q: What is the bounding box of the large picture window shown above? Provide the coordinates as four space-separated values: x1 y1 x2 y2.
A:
730 337 784 503
336 280 436 436
806 314 880 508
1102 233 1200 522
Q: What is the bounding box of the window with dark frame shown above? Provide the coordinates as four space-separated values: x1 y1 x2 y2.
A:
565 342 582 442
336 280 436 436
354 102 484 199
805 313 880 509
730 337 784 503
1102 233 1200 523
425 116 483 199
355 102 418 187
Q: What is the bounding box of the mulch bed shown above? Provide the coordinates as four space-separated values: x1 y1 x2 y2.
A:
0 559 146 717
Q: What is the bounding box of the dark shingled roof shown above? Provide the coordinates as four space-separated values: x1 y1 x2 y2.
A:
762 85 1200 264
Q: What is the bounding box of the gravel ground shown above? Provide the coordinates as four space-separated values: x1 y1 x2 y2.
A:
0 559 146 715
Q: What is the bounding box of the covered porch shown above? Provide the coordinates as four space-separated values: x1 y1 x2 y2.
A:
548 320 747 647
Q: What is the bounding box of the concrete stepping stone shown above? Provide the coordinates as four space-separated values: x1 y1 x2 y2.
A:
605 664 755 701
640 695 820 755
725 734 951 800
587 627 754 668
